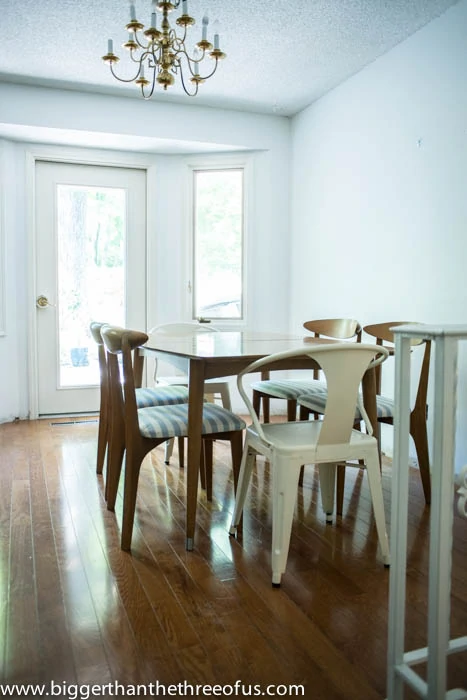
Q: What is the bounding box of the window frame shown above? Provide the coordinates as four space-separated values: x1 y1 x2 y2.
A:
185 155 250 326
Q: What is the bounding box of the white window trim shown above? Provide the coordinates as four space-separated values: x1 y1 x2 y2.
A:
184 153 253 328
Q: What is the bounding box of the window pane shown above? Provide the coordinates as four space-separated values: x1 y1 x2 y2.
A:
193 169 243 319
57 185 126 387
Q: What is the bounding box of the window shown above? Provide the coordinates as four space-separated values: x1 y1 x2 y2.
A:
191 167 244 321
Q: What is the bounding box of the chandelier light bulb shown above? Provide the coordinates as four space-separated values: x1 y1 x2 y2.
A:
202 14 209 41
212 20 220 50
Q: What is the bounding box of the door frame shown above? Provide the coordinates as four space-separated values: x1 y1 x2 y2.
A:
26 145 159 419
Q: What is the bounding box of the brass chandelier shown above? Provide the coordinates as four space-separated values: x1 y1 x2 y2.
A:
102 1 226 98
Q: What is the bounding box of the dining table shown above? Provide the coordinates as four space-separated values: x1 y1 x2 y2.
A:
142 328 378 550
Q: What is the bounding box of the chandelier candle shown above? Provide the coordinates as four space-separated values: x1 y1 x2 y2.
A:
102 0 226 98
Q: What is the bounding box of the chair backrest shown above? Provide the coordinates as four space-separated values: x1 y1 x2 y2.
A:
148 322 220 381
238 343 389 446
90 320 109 398
101 325 149 438
302 318 362 379
363 322 431 412
149 322 219 335
303 318 362 341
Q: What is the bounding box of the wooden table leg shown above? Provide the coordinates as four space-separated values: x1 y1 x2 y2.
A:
186 358 205 550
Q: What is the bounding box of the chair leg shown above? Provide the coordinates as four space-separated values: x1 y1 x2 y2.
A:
230 431 244 493
199 442 207 490
270 456 302 586
164 438 175 465
364 449 390 565
165 437 184 467
298 466 305 487
263 396 270 423
203 440 213 501
178 437 185 468
410 415 431 505
96 408 108 475
121 448 144 551
318 463 337 523
287 400 297 421
336 463 346 515
298 406 312 486
230 440 256 533
105 428 125 511
219 385 232 411
252 390 261 419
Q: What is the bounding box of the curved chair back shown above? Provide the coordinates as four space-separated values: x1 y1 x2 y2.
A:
101 326 149 439
302 318 362 381
363 321 432 504
238 343 389 446
90 320 109 388
90 321 110 476
363 322 431 404
303 318 362 341
149 322 219 335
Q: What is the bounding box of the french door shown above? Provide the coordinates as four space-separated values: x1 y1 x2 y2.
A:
35 161 147 416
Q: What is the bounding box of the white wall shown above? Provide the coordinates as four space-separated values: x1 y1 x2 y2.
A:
0 85 290 422
290 0 467 469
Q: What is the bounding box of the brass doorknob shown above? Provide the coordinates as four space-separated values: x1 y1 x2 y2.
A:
36 295 54 308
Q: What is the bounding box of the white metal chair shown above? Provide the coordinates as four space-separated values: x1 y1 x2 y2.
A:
229 342 390 586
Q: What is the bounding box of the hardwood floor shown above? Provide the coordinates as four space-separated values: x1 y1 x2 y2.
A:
0 417 466 698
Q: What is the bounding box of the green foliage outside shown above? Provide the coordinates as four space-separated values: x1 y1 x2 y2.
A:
194 169 243 318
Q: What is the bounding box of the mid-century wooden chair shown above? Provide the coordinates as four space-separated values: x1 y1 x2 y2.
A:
298 321 432 506
101 325 245 551
230 342 390 586
364 322 431 504
90 321 189 492
251 318 362 422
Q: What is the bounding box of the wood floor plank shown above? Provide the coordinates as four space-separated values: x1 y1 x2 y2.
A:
6 466 40 682
1 417 466 697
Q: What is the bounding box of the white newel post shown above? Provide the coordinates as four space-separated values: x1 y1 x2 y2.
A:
386 324 467 700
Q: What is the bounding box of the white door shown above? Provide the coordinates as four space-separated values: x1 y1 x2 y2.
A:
35 161 147 416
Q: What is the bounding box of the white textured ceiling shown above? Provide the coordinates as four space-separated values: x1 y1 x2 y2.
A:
0 0 460 116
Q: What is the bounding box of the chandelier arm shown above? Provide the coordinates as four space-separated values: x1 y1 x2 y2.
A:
134 32 150 50
141 66 157 99
110 62 142 83
173 22 188 46
129 49 144 63
175 47 206 78
178 62 199 97
197 58 220 81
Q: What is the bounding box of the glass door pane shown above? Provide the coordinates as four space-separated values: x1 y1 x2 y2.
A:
57 185 126 387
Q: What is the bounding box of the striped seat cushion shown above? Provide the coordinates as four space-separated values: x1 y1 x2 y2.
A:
137 403 246 439
135 385 189 408
251 378 327 400
298 391 395 420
